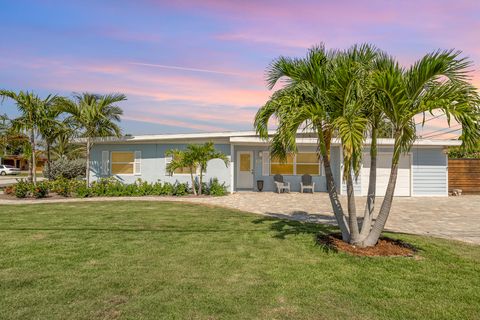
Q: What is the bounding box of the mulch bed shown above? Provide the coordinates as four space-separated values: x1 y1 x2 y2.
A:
317 233 417 257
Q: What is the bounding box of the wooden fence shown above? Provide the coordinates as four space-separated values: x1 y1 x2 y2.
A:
448 159 480 194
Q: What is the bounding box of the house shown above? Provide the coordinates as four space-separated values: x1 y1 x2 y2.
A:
89 131 460 197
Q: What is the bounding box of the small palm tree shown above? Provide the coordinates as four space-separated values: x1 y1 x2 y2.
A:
166 142 229 196
189 142 229 195
59 93 125 185
0 90 60 184
51 129 86 160
165 148 199 195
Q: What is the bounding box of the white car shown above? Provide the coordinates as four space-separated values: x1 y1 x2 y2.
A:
0 165 21 175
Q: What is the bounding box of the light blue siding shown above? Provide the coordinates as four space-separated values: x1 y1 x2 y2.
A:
90 143 231 188
412 147 447 196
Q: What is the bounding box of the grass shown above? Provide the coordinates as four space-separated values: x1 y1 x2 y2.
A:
0 201 479 320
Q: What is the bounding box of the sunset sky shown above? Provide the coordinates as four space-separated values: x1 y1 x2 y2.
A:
1 0 479 137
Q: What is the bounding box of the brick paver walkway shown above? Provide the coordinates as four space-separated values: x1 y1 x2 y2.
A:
1 192 479 244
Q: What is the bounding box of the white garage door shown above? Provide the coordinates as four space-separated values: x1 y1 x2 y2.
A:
361 153 411 197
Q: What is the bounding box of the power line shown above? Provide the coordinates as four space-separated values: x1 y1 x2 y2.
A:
420 124 461 137
415 113 444 126
423 127 462 139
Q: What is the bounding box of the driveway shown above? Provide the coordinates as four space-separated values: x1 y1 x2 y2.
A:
0 192 478 244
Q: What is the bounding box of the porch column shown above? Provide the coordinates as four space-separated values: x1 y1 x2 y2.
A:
230 144 234 194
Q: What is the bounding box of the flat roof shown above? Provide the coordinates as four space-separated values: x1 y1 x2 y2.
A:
91 130 462 147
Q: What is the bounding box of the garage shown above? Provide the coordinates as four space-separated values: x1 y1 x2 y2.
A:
361 153 411 196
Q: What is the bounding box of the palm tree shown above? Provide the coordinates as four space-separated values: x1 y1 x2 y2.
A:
166 142 229 196
50 129 86 160
190 142 229 195
0 90 59 184
165 148 199 195
360 49 480 246
59 93 125 185
37 100 65 179
256 45 479 247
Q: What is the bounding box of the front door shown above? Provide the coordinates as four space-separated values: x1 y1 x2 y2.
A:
237 151 254 189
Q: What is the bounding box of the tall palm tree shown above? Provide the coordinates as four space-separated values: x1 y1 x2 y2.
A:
0 90 59 184
361 49 480 246
37 100 65 179
60 93 125 185
256 45 479 247
50 128 86 160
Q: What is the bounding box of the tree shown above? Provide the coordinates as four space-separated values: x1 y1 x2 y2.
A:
256 44 480 247
0 90 60 184
165 148 198 195
190 142 229 195
37 101 65 179
50 128 86 160
59 93 125 185
361 49 480 246
165 142 229 196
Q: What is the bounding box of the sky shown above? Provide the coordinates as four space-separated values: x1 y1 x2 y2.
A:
0 0 479 138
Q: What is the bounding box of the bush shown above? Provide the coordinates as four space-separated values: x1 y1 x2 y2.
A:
32 181 49 199
207 178 228 196
74 181 91 198
4 185 15 195
44 158 86 180
173 182 189 196
15 179 31 198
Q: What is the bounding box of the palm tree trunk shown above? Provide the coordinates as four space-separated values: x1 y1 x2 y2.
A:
359 128 378 239
346 172 359 243
46 142 52 180
31 129 37 185
198 168 203 195
361 155 399 247
190 170 197 196
86 138 91 186
317 128 350 241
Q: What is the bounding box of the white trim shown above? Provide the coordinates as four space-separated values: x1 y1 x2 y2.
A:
236 151 254 190
410 152 414 197
230 144 234 194
339 147 344 195
134 151 141 175
87 130 461 147
445 153 449 196
101 150 109 175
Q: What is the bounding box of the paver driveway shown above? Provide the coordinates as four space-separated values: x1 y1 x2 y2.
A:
1 192 479 244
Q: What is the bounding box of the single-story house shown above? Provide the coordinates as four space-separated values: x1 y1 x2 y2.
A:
89 131 460 197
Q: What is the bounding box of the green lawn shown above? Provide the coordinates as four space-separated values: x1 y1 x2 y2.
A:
0 202 479 320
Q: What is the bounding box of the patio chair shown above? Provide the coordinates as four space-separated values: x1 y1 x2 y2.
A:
273 174 290 193
300 174 315 194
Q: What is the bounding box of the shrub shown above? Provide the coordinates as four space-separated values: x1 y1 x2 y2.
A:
44 158 86 180
74 181 91 198
173 182 189 196
32 181 49 198
207 178 228 196
48 177 72 197
15 179 31 198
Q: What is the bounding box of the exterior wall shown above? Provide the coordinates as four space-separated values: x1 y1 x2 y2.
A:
233 145 341 192
90 143 232 188
412 147 448 196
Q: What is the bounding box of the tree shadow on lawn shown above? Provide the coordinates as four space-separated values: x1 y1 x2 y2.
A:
252 211 337 240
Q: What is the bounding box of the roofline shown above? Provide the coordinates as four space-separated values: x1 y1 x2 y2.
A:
89 130 461 147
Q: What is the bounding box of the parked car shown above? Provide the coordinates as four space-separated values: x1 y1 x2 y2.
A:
0 165 21 175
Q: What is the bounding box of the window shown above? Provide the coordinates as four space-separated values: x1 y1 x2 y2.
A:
270 154 294 175
296 153 320 175
167 155 196 175
111 151 141 175
270 152 321 176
